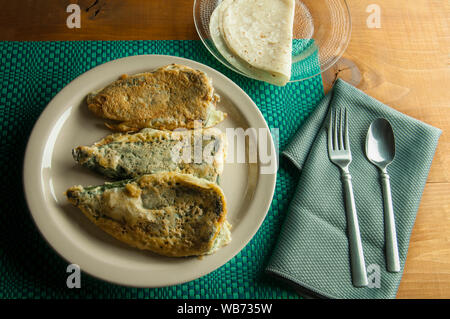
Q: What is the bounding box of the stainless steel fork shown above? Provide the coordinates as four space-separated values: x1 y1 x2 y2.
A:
327 107 368 287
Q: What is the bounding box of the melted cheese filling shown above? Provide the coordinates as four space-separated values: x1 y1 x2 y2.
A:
102 188 154 225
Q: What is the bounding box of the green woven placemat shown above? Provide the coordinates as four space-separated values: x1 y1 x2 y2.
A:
0 40 323 299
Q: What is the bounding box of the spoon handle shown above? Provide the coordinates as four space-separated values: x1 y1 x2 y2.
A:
380 171 401 273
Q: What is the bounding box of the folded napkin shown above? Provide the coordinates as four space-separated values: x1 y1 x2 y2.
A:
265 79 442 299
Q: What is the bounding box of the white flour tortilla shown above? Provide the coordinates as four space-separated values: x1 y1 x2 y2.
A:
219 0 295 86
209 3 288 86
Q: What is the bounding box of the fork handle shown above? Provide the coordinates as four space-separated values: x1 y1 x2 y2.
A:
342 172 368 287
380 171 401 273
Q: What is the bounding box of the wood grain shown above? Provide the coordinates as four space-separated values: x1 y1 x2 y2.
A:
0 0 449 298
396 183 450 298
0 0 198 40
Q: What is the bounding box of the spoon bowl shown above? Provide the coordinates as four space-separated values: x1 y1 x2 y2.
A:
366 118 396 170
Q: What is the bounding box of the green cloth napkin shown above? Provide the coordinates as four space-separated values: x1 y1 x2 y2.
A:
266 79 442 299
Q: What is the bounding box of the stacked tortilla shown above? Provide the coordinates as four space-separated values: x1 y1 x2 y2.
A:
209 0 295 86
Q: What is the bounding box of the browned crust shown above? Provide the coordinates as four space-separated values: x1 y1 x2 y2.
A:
66 173 228 257
73 128 227 180
87 64 220 131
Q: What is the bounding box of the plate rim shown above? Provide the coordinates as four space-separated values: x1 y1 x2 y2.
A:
22 54 277 288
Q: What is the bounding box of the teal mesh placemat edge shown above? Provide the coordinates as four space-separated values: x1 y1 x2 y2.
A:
0 40 324 299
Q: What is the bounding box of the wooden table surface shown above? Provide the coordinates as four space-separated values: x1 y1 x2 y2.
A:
1 0 449 299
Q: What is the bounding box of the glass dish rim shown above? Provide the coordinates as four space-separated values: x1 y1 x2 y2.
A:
193 0 352 82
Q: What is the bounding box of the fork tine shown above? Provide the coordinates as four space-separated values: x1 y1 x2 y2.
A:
328 109 334 151
339 108 344 150
334 108 338 151
344 108 350 151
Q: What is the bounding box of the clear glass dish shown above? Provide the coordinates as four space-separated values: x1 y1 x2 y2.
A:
193 0 351 82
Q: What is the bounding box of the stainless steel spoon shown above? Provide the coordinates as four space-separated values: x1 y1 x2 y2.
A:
365 118 400 273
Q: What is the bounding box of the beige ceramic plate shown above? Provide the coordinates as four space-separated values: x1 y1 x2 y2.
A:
23 55 277 287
